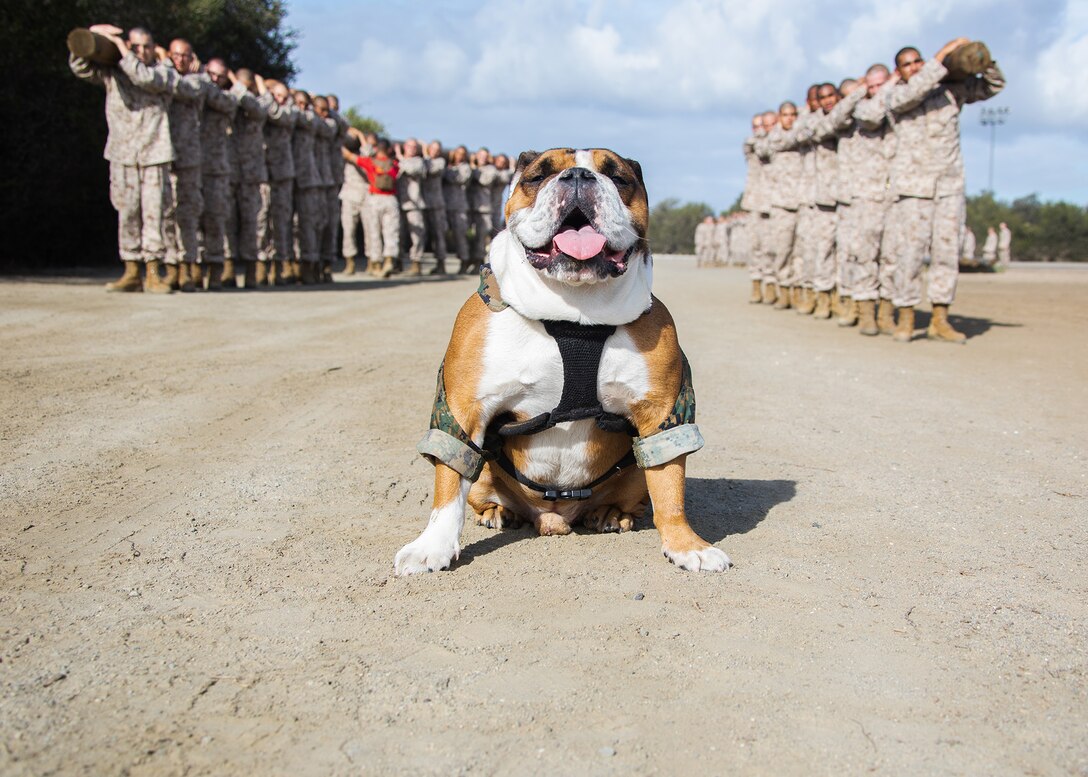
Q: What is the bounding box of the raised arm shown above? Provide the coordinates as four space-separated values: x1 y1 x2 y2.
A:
68 54 105 87
204 78 238 117
885 59 946 116
952 63 1006 106
265 99 296 128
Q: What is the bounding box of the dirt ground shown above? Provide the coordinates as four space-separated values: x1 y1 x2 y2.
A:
1 259 1086 776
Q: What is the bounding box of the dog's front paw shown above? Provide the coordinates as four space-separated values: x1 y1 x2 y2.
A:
394 534 460 576
662 543 732 572
475 503 523 530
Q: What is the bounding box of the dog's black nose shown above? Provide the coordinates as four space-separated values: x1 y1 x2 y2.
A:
559 167 595 182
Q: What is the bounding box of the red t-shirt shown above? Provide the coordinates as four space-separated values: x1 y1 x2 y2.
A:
355 155 399 195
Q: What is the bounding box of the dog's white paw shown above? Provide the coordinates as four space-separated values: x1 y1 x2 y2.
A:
662 544 732 572
394 534 460 576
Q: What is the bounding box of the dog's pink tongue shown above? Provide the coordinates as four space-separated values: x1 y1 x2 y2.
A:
553 226 607 261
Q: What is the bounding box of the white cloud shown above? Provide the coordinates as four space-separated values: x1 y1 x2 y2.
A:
1034 1 1088 121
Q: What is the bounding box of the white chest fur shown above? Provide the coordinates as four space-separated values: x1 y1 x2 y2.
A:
479 309 650 489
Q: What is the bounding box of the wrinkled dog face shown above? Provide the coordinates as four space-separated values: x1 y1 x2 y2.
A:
505 149 649 285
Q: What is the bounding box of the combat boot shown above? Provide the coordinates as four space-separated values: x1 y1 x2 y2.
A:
268 260 280 285
837 296 858 327
244 261 259 289
430 258 447 276
321 261 333 283
163 262 180 291
762 282 777 305
857 300 878 336
207 263 223 291
289 260 302 284
927 304 967 344
299 261 317 285
190 263 204 291
774 286 792 310
221 259 237 288
893 306 915 342
406 261 423 277
105 260 143 292
877 298 895 335
830 290 842 318
367 259 381 276
344 256 357 276
795 288 816 315
749 279 762 303
813 290 832 319
380 256 395 279
178 261 195 293
144 260 173 294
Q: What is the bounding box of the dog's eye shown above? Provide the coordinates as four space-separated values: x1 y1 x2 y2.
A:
523 173 546 184
609 175 629 187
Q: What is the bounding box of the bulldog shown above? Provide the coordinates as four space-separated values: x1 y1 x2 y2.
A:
395 148 731 575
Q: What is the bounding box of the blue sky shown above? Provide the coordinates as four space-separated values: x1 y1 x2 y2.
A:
285 0 1087 212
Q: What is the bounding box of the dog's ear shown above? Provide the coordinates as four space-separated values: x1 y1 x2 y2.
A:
624 157 646 190
516 150 541 175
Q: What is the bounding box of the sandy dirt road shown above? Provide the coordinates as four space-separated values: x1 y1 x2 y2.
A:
1 259 1086 776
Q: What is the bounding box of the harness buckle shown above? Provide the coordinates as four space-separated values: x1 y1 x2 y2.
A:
543 488 593 502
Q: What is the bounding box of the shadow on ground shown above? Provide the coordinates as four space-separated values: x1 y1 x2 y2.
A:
913 310 1023 340
685 477 796 543
454 476 796 566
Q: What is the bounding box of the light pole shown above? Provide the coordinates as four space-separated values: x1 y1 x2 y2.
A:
979 106 1009 194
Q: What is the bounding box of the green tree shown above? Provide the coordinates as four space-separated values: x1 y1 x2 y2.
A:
649 198 714 254
342 107 386 137
967 191 1088 262
0 0 297 272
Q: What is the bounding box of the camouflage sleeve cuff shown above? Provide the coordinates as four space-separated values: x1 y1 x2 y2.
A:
632 423 704 468
417 429 485 481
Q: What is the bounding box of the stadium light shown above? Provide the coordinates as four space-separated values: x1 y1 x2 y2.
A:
979 107 1010 195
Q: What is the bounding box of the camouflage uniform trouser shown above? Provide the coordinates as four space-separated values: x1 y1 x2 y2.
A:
448 209 470 262
340 196 365 259
997 247 1010 267
730 221 748 267
425 207 448 262
226 182 269 263
200 174 229 264
889 194 963 307
362 193 400 261
768 206 799 287
834 204 851 291
755 212 775 282
293 186 323 264
713 240 729 266
401 208 425 263
792 205 814 288
319 187 339 264
263 179 293 263
807 204 838 292
840 199 890 302
109 162 171 264
471 211 493 262
165 165 203 264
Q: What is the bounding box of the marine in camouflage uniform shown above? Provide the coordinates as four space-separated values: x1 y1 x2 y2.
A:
262 84 297 283
396 140 428 276
885 45 1005 342
741 116 773 302
755 103 804 310
467 152 499 273
490 157 513 234
69 31 177 293
290 94 324 284
443 152 473 272
339 137 371 275
197 61 238 289
162 42 209 291
805 84 865 318
422 144 449 274
225 71 272 288
841 71 897 335
310 98 337 283
712 217 730 267
323 102 350 278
